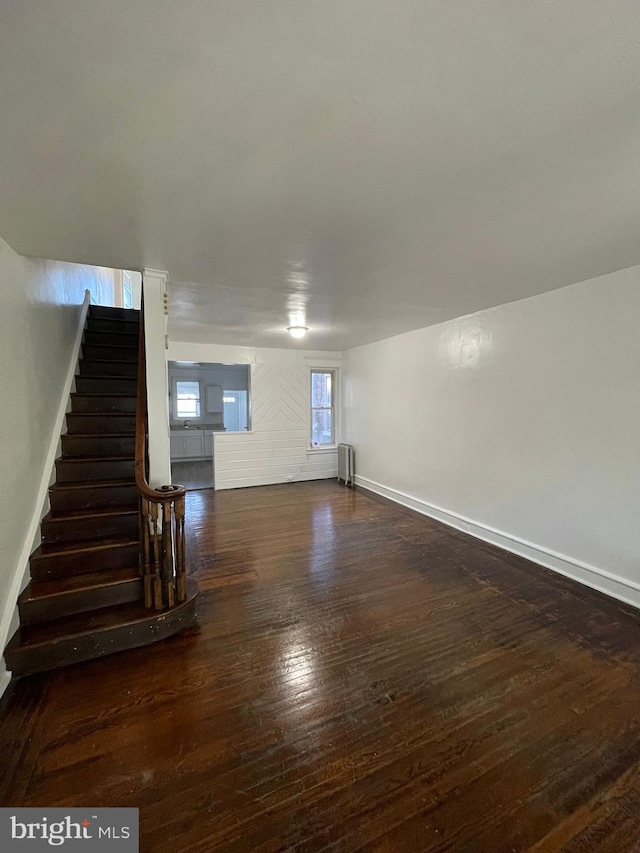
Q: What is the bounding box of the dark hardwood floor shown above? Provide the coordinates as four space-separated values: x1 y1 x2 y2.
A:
2 481 640 852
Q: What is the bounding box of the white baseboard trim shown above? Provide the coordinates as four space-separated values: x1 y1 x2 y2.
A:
0 290 92 669
355 475 640 611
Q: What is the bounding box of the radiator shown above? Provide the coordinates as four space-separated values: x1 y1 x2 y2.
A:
337 443 355 486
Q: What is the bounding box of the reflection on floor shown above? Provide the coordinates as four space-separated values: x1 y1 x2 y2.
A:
170 459 214 490
4 481 640 851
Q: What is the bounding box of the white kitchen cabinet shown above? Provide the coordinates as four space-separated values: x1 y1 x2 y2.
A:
170 434 186 459
184 432 204 458
170 429 211 460
204 431 213 458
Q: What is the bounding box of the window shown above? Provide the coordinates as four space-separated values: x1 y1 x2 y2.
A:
310 370 335 446
175 380 201 419
122 270 133 309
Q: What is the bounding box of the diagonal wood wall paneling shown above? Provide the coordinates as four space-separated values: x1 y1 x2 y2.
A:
215 352 341 490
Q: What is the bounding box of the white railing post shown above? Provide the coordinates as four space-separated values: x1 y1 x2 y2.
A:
142 269 172 490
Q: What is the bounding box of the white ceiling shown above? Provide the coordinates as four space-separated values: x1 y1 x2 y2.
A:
1 1 639 350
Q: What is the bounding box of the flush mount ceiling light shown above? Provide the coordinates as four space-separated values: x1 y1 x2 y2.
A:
287 325 309 339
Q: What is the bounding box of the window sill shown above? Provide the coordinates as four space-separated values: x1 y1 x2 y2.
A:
308 445 338 454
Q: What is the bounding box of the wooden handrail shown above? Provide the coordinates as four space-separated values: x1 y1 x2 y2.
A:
135 292 187 609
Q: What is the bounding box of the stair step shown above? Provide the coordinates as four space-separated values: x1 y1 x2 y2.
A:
71 393 137 413
86 317 139 334
5 578 197 676
30 538 139 580
75 375 137 395
1 298 200 680
61 433 136 458
66 412 136 434
55 456 135 483
84 329 139 349
41 508 138 543
89 305 140 322
49 479 138 512
79 359 138 378
18 567 142 625
82 343 138 363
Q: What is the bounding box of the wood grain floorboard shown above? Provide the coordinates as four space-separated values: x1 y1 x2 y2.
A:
2 481 640 852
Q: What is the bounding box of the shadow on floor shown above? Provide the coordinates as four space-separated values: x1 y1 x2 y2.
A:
170 460 214 490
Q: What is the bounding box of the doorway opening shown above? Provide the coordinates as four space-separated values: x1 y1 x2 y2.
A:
168 362 251 490
223 391 249 432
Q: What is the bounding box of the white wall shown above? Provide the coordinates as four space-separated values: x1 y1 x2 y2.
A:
0 237 122 692
343 265 640 608
167 342 342 489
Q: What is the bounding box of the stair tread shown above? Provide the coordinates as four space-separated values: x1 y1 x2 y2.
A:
86 321 139 328
71 392 137 398
67 411 136 417
50 478 136 491
62 433 135 439
33 537 138 558
45 507 138 522
21 567 140 600
56 455 135 463
76 376 135 382
84 341 138 348
87 318 139 323
6 581 198 676
75 382 138 390
80 358 139 364
7 583 195 651
89 310 140 319
86 326 138 333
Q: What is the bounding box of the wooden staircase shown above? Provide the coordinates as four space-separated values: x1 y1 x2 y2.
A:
4 305 197 677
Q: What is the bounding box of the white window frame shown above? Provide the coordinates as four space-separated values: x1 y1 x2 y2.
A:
309 368 337 450
172 378 203 422
122 270 134 309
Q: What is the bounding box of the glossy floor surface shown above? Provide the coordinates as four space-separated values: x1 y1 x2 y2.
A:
170 459 215 491
3 482 640 852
